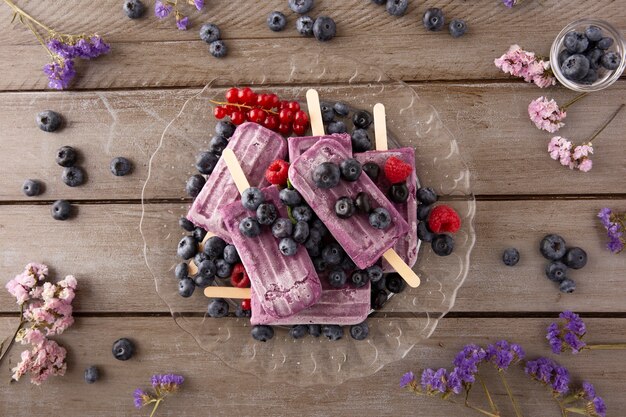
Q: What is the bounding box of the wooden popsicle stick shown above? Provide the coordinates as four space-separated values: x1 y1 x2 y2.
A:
382 248 421 288
306 89 325 136
187 231 215 276
222 148 251 194
373 103 388 151
204 286 251 299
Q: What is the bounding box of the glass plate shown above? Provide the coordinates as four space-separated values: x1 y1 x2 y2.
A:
140 54 475 386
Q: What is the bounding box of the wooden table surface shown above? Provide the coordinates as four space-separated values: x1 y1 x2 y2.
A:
1 1 625 416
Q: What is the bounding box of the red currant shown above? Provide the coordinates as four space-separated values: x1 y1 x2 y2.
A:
214 106 226 119
256 110 267 124
269 94 280 109
225 105 237 116
231 111 245 125
288 101 301 112
225 87 239 103
279 108 294 124
241 299 251 311
292 123 306 135
238 87 254 105
294 110 309 125
279 100 290 110
264 114 279 130
278 123 292 135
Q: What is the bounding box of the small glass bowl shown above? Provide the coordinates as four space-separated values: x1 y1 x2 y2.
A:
550 19 625 92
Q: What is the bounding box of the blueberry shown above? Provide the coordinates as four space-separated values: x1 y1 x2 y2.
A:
366 265 384 283
203 236 227 259
209 135 229 155
196 151 219 175
340 158 362 181
22 179 42 197
235 305 252 318
597 37 613 50
312 162 341 188
416 203 432 221
178 217 194 232
386 0 408 15
601 51 621 70
313 257 327 273
199 23 221 43
194 252 207 266
423 8 445 32
351 129 372 152
320 102 335 123
215 120 235 138
186 174 205 198
223 244 239 264
241 187 264 210
110 156 132 177
561 54 590 81
355 192 372 214
192 226 207 242
279 237 298 256
293 221 310 244
209 40 227 58
502 248 520 266
361 162 379 182
328 268 347 288
563 247 587 269
308 324 322 337
558 49 572 67
389 183 409 203
251 325 274 342
256 203 278 225
313 16 336 42
195 261 216 287
352 110 373 129
327 120 347 134
585 48 603 69
385 273 406 293
208 298 229 318
123 0 145 19
279 188 302 206
289 324 309 339
580 69 598 85
178 278 195 297
340 255 356 272
292 205 313 222
369 207 392 229
272 218 293 238
432 234 454 256
36 110 62 132
84 366 99 383
62 166 85 187
296 15 314 36
56 145 77 167
322 325 344 341
267 11 287 32
351 270 369 288
177 236 198 259
417 221 434 242
174 262 189 280
545 261 568 283
417 187 438 205
334 102 350 116
51 199 72 221
350 321 369 340
371 0 386 4
289 0 314 14
371 289 388 309
305 227 322 248
540 234 567 261
585 25 603 42
112 338 134 361
322 243 344 265
335 196 355 219
563 31 589 54
449 19 467 38
310 219 328 237
559 278 576 293
215 259 233 278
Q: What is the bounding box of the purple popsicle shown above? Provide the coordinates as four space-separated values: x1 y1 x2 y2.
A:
288 133 352 162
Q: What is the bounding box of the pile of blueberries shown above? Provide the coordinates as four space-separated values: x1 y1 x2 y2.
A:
268 0 337 42
540 234 587 293
371 1 468 38
559 25 622 84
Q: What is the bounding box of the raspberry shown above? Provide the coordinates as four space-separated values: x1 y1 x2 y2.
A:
265 159 289 185
230 263 250 288
428 205 461 234
383 156 412 184
241 299 251 310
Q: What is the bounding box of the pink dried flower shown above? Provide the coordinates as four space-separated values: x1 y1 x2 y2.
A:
577 158 593 172
495 45 556 88
528 97 566 132
548 136 573 165
11 338 67 385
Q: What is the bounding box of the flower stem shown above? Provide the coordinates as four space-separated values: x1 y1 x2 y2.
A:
478 375 499 415
561 92 589 110
465 403 501 417
209 100 279 115
149 398 163 417
2 0 53 32
0 305 24 366
498 372 524 417
587 103 625 144
586 343 626 350
564 407 588 416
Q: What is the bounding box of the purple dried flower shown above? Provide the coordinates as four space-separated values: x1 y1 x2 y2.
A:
194 0 204 10
592 396 607 417
151 373 184 392
43 58 76 90
502 0 518 7
583 381 596 399
486 340 525 371
133 388 151 409
421 368 458 395
176 15 189 31
552 365 570 394
400 371 415 388
525 357 570 395
547 311 587 354
598 208 625 254
88 36 111 57
447 368 462 394
452 344 486 384
155 1 173 18
47 39 77 59
564 331 586 353
561 311 586 335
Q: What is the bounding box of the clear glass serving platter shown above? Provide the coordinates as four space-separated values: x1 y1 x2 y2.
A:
140 55 475 386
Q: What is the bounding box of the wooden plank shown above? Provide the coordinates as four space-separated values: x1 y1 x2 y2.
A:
0 316 624 416
1 82 625 202
0 200 623 313
0 1 624 89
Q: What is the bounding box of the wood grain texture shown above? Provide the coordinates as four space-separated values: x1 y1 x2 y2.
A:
1 317 624 416
0 1 624 89
1 82 625 201
0 200 623 313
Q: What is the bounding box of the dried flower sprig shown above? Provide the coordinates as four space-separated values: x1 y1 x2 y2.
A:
528 93 588 133
502 0 520 7
495 45 556 88
134 374 185 417
2 0 110 89
598 208 625 254
155 0 205 31
547 310 626 355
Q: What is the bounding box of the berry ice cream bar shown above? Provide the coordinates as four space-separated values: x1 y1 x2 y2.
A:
355 148 418 272
289 139 410 270
288 133 352 162
219 185 322 318
187 122 287 243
